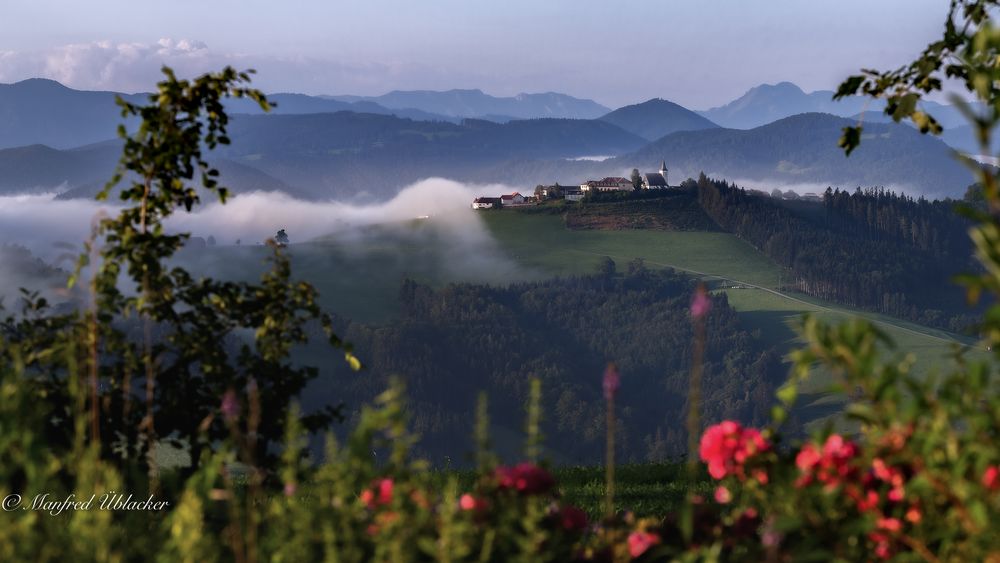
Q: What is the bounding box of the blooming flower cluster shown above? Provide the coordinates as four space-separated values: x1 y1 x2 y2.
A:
360 478 394 508
791 433 931 559
699 421 770 482
794 434 861 490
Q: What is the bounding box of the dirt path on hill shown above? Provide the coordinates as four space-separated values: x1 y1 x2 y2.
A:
570 249 980 351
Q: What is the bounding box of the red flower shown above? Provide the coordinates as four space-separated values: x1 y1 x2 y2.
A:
361 478 394 508
869 531 893 560
699 421 770 480
877 517 902 533
983 465 1000 491
628 530 661 558
557 505 589 532
795 434 860 490
495 463 556 495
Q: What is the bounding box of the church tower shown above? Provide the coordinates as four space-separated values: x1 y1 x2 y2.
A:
659 160 668 187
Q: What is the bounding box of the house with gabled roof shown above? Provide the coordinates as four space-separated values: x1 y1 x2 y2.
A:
472 197 502 209
580 177 633 192
500 192 525 206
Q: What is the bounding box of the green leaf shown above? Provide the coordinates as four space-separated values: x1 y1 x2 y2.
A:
776 383 798 406
838 126 863 156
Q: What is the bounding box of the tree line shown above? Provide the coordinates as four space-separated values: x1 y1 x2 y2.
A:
696 174 980 332
318 267 784 466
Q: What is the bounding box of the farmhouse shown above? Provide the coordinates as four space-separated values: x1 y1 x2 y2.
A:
472 197 502 209
580 177 633 192
642 161 670 189
500 192 525 206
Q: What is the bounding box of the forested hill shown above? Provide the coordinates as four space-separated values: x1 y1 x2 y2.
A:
0 141 301 199
616 113 974 199
599 98 720 140
694 175 979 331
316 269 783 465
209 112 646 199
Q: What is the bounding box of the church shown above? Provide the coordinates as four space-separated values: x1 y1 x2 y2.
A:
641 161 670 189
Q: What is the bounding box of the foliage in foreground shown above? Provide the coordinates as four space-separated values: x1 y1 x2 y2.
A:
2 1 1000 559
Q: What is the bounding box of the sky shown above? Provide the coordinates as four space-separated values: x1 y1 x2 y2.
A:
0 0 950 109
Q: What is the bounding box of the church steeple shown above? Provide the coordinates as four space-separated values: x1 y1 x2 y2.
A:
659 160 668 186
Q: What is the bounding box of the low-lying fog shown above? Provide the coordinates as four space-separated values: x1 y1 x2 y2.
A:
0 179 531 320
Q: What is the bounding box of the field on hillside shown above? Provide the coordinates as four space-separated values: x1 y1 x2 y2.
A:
481 210 985 406
181 204 983 432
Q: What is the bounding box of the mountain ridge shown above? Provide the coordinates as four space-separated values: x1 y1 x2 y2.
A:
600 98 719 140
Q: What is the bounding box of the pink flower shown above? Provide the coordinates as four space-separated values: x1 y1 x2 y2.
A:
283 482 297 497
699 421 770 480
690 286 711 318
220 389 239 421
495 463 556 495
714 485 732 504
877 517 902 533
795 434 860 490
602 363 620 401
459 493 487 512
628 530 661 558
983 465 1000 491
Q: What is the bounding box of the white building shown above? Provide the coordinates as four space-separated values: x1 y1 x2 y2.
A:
500 192 525 206
580 177 633 192
472 197 502 209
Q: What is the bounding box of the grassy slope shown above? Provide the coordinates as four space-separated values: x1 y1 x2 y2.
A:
182 206 980 434
480 210 983 425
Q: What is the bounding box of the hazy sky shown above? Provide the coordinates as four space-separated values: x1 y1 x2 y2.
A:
0 0 949 108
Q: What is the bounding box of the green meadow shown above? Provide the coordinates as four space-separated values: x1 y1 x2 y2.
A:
480 209 984 427
186 206 982 430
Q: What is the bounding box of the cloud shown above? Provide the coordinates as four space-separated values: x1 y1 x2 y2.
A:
0 39 494 97
0 179 528 306
0 39 217 92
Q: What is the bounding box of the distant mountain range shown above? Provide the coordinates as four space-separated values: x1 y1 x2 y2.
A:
0 78 983 201
325 89 611 121
0 113 645 200
698 81 979 133
599 99 719 140
616 113 973 198
0 79 615 151
699 82 883 129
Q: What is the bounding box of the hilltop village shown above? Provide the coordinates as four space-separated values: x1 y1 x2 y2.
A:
471 162 673 209
472 161 825 209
